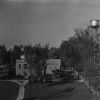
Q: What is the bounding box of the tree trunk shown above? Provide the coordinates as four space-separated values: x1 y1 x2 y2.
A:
44 65 46 76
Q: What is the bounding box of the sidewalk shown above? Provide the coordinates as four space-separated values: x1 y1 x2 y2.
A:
4 79 29 100
15 80 28 100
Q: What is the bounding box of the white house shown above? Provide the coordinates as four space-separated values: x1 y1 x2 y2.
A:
46 59 61 74
16 59 30 78
16 55 37 78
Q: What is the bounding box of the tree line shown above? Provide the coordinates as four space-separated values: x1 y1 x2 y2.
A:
0 27 98 79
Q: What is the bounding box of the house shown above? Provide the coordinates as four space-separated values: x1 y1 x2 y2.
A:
46 59 61 74
16 59 30 78
16 55 37 78
16 55 30 78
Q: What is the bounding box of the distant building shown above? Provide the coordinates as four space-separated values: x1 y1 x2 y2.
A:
46 59 61 74
16 57 61 78
16 55 37 78
16 59 30 78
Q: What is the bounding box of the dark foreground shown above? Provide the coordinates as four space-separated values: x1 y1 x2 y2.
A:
0 81 19 100
24 80 95 100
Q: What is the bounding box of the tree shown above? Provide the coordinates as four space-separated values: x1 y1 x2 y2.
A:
25 43 49 78
24 45 33 56
0 45 10 65
68 28 100 93
69 28 98 71
59 27 99 72
49 47 60 59
33 43 49 76
59 40 80 69
40 43 49 76
10 45 22 65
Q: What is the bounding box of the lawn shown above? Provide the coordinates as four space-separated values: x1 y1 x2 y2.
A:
24 81 96 100
0 81 19 100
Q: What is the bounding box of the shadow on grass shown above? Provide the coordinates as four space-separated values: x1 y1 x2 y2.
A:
37 80 75 89
23 97 36 100
47 80 74 86
63 87 75 92
37 82 63 88
43 87 75 100
25 80 75 90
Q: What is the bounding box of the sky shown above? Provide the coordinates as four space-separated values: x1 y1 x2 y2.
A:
1 0 100 48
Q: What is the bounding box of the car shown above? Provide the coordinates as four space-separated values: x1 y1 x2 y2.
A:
59 71 76 82
40 74 52 83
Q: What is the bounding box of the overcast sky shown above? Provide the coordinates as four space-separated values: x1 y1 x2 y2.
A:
0 0 100 48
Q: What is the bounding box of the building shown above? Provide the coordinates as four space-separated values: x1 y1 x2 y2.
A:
16 59 30 78
16 57 61 78
16 55 37 78
46 59 61 74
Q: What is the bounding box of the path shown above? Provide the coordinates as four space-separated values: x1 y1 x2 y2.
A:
0 79 28 100
15 80 29 100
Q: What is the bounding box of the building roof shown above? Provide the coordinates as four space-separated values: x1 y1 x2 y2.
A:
16 59 27 64
46 59 61 65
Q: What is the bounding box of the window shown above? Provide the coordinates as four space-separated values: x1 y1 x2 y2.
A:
24 64 27 69
24 72 27 76
19 64 21 69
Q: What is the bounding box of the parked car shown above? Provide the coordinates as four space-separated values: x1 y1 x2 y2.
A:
40 74 52 83
59 70 76 82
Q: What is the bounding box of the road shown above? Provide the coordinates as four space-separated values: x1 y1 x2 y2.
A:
0 80 19 100
24 80 96 100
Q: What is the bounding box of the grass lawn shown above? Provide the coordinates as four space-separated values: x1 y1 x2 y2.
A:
0 81 19 100
24 81 96 100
